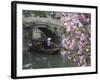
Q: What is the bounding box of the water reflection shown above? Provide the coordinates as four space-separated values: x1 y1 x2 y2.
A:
23 49 77 69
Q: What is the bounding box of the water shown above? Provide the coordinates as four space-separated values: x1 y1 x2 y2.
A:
23 49 77 69
22 22 77 69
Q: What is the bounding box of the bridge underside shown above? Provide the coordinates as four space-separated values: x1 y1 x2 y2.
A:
23 17 65 50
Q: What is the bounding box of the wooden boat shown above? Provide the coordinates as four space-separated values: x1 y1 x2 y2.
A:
28 27 61 54
28 39 61 54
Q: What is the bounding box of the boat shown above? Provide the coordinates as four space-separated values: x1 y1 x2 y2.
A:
28 27 61 54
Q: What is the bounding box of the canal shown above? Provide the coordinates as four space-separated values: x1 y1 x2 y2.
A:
23 20 77 69
23 49 77 69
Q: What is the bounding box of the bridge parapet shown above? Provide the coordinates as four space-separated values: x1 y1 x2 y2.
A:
23 17 63 27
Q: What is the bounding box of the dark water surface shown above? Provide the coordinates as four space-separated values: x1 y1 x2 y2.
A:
23 49 77 69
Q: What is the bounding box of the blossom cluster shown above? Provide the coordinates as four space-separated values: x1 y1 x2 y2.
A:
61 13 91 66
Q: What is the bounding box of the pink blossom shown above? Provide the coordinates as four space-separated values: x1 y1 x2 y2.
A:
80 33 86 41
61 12 91 67
69 39 76 50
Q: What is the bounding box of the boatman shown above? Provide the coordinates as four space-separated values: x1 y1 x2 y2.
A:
47 37 52 48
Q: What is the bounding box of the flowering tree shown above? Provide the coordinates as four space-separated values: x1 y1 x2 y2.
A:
61 13 91 66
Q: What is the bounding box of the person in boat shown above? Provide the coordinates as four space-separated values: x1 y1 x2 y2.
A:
42 37 58 49
46 37 59 49
47 37 52 48
42 37 52 49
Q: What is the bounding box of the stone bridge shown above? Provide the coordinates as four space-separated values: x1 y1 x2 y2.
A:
23 16 64 44
23 17 63 27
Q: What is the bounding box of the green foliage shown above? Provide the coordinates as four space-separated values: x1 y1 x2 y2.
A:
23 10 32 17
33 11 47 17
23 10 47 17
46 22 52 30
